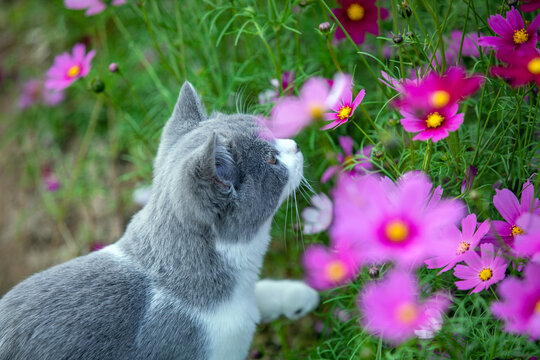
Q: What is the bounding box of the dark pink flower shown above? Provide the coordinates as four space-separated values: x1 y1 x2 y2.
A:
491 48 540 87
520 0 540 12
321 136 373 183
479 7 540 54
332 0 389 45
64 0 126 16
19 79 64 109
358 270 450 344
322 81 365 130
45 43 96 91
491 262 540 340
513 213 540 262
425 214 490 274
490 180 540 250
453 243 508 294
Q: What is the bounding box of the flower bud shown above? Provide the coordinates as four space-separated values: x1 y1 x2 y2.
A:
400 1 412 18
469 189 480 201
368 266 379 279
108 63 119 73
318 22 331 34
90 78 105 93
374 150 384 159
392 34 403 44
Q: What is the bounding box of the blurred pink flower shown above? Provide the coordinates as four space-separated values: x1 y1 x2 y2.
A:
359 270 450 344
41 167 61 192
45 43 95 91
64 0 126 16
490 180 540 250
330 172 464 268
491 48 540 88
332 0 389 45
453 243 508 294
302 193 333 235
90 242 106 252
266 73 349 138
258 71 295 104
491 262 540 340
479 7 540 54
520 0 540 12
321 136 373 183
19 79 64 109
513 213 540 262
302 244 360 291
414 293 451 340
425 214 490 274
322 79 365 130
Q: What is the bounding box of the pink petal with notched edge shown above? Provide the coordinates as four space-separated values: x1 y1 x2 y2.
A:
351 89 366 110
487 14 514 37
506 7 524 29
493 188 521 224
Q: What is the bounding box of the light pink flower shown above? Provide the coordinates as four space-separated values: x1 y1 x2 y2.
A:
45 43 96 91
302 193 333 235
359 270 450 344
491 262 540 340
19 79 64 109
453 243 508 294
513 213 540 263
425 214 490 274
64 0 126 16
321 136 373 183
258 71 295 104
322 78 365 130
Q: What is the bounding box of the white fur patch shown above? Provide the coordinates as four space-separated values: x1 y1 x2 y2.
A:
101 244 127 260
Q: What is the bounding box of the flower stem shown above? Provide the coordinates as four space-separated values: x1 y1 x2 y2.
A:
326 38 342 73
422 140 432 172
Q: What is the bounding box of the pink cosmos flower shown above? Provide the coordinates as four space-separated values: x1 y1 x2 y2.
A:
259 71 295 104
425 214 490 274
64 0 126 16
330 172 464 268
302 244 361 291
491 48 540 88
41 167 61 192
302 193 333 235
45 43 96 91
267 73 349 138
19 79 64 109
513 213 540 262
332 0 389 45
479 7 540 54
413 296 449 340
395 67 483 142
453 243 508 294
358 270 450 344
520 0 540 12
490 180 540 250
491 262 540 340
321 136 373 183
322 81 365 130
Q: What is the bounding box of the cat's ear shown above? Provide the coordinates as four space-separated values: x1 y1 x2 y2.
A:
159 82 207 153
198 133 236 194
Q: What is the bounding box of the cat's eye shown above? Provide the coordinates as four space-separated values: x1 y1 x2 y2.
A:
268 154 278 165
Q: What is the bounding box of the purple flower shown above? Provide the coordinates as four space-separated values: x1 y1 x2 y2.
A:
302 193 333 234
321 136 373 183
358 270 450 344
491 262 540 340
425 214 490 274
520 0 540 12
445 31 484 66
453 243 508 294
332 0 389 45
19 79 64 109
41 167 61 192
64 0 126 16
479 7 540 54
513 213 540 262
45 43 96 91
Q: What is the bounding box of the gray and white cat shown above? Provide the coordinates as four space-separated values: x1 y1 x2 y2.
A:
0 82 319 360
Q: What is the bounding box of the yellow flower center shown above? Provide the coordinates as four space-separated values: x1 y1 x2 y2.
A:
535 299 540 314
67 65 81 78
338 105 352 120
325 260 347 283
344 155 355 168
513 29 529 45
511 225 524 237
431 90 450 108
456 241 471 255
347 3 365 21
527 57 540 75
385 220 409 243
396 302 418 325
479 267 493 281
309 103 324 119
426 112 445 128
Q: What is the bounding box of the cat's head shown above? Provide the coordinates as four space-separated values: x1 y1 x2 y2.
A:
151 82 303 242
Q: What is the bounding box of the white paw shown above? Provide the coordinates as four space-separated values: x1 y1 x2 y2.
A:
255 279 319 323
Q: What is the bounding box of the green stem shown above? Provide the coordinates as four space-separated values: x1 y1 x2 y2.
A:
422 140 432 172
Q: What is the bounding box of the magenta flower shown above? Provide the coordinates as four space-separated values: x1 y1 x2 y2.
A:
321 136 373 183
358 270 450 344
41 167 61 192
513 213 540 262
267 73 348 138
45 43 95 91
395 67 483 142
302 193 333 235
330 172 464 268
490 180 540 250
19 79 64 109
64 0 126 16
491 262 540 340
479 7 540 54
302 244 361 291
90 242 106 252
520 0 540 12
491 48 540 88
332 0 389 45
453 243 508 294
425 214 490 274
322 82 365 130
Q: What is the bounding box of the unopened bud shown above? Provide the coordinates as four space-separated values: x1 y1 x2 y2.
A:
374 150 384 159
108 62 119 73
469 189 480 201
298 0 309 7
318 22 331 34
400 1 412 18
507 0 518 6
388 118 398 126
392 34 403 44
90 78 105 93
368 266 379 279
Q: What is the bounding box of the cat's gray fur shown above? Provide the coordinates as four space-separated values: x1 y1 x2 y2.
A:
0 82 307 360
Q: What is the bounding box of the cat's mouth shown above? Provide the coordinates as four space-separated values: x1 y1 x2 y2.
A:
275 139 304 202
